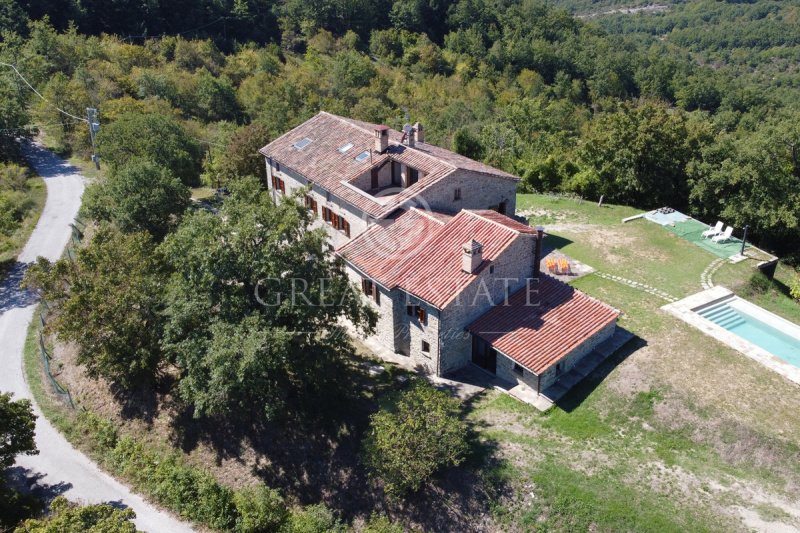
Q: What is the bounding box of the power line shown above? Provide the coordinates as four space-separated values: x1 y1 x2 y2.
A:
0 62 89 123
191 136 227 148
122 16 229 42
0 119 86 134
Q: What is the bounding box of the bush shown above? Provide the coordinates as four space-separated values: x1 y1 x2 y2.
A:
362 381 468 497
362 514 404 533
0 193 21 236
286 504 344 533
790 272 800 301
233 485 288 533
748 271 772 294
14 496 137 532
74 413 289 533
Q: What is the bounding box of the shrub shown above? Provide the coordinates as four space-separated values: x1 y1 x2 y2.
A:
285 504 344 533
748 271 772 294
75 412 289 533
77 411 119 452
790 272 800 301
0 193 21 236
14 496 138 532
233 485 288 533
362 381 468 497
195 475 237 531
362 514 404 533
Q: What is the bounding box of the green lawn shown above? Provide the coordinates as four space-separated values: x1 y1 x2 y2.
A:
474 194 800 532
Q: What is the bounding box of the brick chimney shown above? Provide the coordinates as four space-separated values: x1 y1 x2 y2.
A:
413 122 424 143
462 240 483 274
533 226 545 277
374 125 389 154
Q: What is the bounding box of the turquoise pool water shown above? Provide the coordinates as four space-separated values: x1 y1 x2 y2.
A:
699 302 800 367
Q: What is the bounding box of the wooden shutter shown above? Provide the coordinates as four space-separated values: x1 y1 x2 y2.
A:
372 283 380 304
417 306 426 324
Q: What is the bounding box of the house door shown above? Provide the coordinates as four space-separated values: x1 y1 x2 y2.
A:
371 168 379 189
394 327 410 356
472 336 497 374
391 162 401 186
497 201 507 215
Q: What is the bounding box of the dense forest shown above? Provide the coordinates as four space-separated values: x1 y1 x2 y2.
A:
1 0 799 258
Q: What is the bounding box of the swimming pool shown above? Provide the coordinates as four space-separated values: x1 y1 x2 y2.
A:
696 296 800 367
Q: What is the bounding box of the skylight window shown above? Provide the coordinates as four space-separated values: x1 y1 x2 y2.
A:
354 150 370 162
293 137 312 149
338 142 354 153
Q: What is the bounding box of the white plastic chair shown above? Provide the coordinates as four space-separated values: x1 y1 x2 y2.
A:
712 226 734 243
702 221 724 239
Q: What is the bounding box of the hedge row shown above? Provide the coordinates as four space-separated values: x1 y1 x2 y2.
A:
77 411 341 532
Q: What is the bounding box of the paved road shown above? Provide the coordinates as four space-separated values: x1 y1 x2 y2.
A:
0 142 196 533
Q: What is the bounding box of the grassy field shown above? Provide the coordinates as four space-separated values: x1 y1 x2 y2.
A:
474 194 800 531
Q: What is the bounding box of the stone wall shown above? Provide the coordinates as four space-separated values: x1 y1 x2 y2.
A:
537 321 616 390
266 158 372 248
344 264 439 374
418 169 518 217
438 234 536 374
493 321 616 391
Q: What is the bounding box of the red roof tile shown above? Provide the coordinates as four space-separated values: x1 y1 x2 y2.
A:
338 209 533 308
468 276 618 374
259 112 518 219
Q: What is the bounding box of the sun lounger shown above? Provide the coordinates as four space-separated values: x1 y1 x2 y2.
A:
702 221 724 239
711 226 734 243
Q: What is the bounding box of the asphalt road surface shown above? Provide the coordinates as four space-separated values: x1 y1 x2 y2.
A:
0 142 196 533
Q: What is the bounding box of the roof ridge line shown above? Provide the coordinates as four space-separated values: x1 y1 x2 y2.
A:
410 207 448 226
463 209 523 235
326 111 459 172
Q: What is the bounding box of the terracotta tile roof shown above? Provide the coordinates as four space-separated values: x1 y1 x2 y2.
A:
336 208 448 287
338 208 533 309
259 112 519 219
468 210 539 234
468 276 619 374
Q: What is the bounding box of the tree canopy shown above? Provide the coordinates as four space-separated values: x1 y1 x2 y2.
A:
83 158 190 240
161 177 375 420
97 113 201 186
0 392 37 470
23 226 167 388
362 381 468 497
14 496 139 533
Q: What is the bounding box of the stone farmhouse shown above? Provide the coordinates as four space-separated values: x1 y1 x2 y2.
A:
260 112 618 397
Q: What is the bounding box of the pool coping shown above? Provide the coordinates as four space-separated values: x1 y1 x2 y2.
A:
662 286 800 386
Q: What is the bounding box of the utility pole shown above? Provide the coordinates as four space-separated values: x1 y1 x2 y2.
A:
740 224 749 256
86 107 100 170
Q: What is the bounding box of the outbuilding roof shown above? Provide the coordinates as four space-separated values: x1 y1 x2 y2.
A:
467 276 619 375
259 112 518 219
